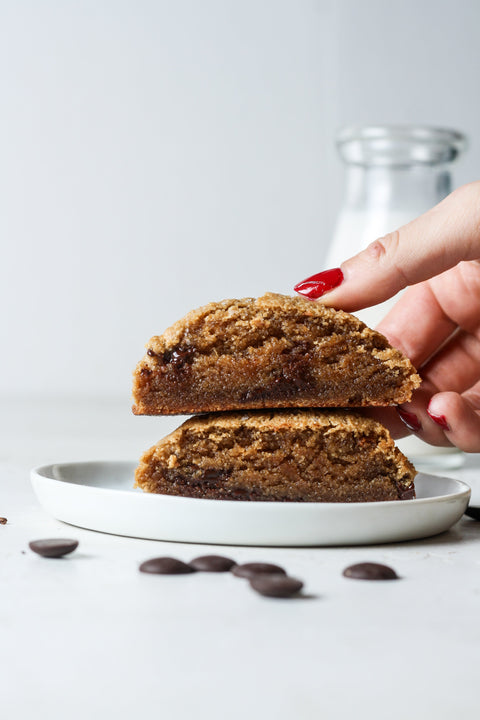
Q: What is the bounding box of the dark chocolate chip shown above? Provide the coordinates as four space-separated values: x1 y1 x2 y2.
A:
343 562 398 580
139 557 196 575
0 517 7 525
250 575 304 598
162 346 195 369
398 484 416 500
29 538 79 558
232 562 286 579
189 555 236 572
465 506 480 521
201 469 227 487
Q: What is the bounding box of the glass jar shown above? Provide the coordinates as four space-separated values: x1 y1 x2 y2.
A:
327 125 467 470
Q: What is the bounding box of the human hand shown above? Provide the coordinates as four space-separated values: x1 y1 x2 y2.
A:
294 181 480 452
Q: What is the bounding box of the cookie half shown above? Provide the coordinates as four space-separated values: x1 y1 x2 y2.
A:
132 293 420 415
134 410 416 503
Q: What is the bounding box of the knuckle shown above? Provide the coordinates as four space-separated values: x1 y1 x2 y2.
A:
366 230 411 286
450 182 480 253
366 230 401 261
365 238 387 260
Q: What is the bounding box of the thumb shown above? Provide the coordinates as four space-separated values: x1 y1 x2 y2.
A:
294 182 480 312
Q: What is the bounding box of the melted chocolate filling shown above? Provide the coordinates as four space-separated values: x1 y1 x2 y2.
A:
147 345 195 370
160 468 268 500
154 463 413 503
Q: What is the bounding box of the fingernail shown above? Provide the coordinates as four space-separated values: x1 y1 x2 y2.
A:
294 268 344 300
427 408 450 431
396 407 422 433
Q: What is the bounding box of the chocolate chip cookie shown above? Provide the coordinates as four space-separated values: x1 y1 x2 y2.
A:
134 409 416 502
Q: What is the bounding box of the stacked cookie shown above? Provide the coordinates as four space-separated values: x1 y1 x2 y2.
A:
132 293 420 502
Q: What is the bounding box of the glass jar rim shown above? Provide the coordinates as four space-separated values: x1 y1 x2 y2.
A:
337 125 467 167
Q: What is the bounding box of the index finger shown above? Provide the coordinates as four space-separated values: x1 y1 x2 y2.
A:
294 182 480 312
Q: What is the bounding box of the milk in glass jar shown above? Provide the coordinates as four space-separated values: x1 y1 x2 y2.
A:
327 126 467 469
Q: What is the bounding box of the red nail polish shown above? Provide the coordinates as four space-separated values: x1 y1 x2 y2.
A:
396 407 422 433
294 268 344 300
427 409 450 431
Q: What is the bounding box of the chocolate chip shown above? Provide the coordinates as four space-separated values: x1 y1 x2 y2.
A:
201 469 227 487
0 517 7 525
465 506 480 521
139 557 196 575
250 575 304 598
189 555 236 572
232 562 286 579
343 562 398 580
398 484 415 500
29 539 79 558
162 346 195 369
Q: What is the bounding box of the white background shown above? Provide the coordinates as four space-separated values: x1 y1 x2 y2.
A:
1 0 479 400
2 7 480 718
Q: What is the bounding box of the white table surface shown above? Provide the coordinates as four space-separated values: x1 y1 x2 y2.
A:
2 397 480 720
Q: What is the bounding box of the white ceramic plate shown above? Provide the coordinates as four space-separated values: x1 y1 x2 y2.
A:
30 461 471 547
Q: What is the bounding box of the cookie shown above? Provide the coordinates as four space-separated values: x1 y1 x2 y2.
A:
132 293 420 415
134 409 416 502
